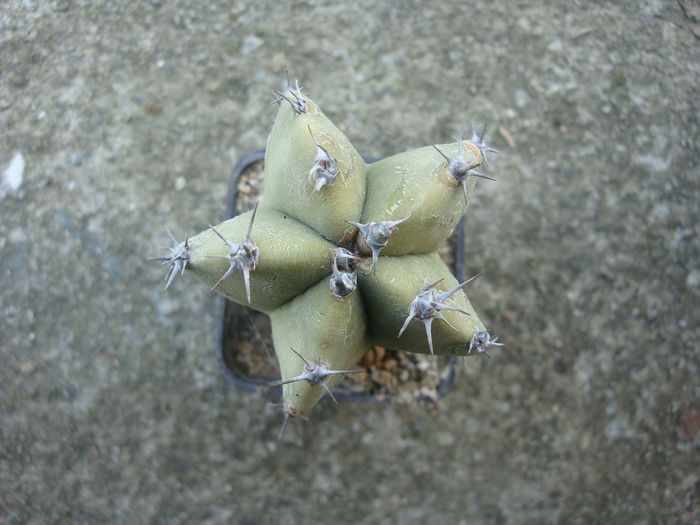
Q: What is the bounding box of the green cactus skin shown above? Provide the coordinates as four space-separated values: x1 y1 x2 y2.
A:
361 142 482 255
187 207 336 313
269 277 369 414
263 97 367 244
153 82 500 421
359 254 485 356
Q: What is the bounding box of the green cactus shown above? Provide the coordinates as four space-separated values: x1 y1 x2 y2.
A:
151 79 502 433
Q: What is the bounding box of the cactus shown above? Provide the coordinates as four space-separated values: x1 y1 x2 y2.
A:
151 78 502 433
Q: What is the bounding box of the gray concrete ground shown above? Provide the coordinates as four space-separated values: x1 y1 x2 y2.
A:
1 1 699 524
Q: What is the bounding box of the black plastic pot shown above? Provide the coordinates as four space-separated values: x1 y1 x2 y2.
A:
216 150 463 403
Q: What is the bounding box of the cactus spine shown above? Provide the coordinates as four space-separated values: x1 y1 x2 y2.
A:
151 79 502 431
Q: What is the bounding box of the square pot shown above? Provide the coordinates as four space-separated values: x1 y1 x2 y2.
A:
217 150 463 404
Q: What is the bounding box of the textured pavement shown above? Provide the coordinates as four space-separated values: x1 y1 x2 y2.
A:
1 1 699 524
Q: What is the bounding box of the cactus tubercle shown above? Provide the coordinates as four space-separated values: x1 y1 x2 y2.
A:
432 140 495 205
204 201 260 302
268 347 363 404
308 125 339 192
398 273 481 355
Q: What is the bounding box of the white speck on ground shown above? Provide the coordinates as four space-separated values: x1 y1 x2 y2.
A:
686 270 700 288
2 152 24 198
633 152 672 173
241 35 263 56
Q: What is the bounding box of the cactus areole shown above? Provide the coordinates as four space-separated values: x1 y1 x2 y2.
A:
151 79 503 431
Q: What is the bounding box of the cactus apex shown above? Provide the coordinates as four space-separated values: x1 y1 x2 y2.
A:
333 247 361 271
348 216 410 273
204 202 260 302
330 249 359 299
148 228 190 294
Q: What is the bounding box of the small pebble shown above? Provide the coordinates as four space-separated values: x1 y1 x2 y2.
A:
676 407 700 441
20 360 37 375
375 346 385 362
67 152 82 166
686 270 700 288
513 89 530 108
241 35 263 56
547 39 563 53
143 100 164 116
3 152 24 192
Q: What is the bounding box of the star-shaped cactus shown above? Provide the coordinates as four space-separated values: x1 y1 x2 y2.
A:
151 81 502 427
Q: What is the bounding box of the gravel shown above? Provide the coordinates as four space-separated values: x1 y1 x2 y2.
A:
1 1 698 524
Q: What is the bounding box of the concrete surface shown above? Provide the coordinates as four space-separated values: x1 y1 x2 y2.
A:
1 1 699 524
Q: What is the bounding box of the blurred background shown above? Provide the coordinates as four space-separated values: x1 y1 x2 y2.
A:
1 1 698 523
